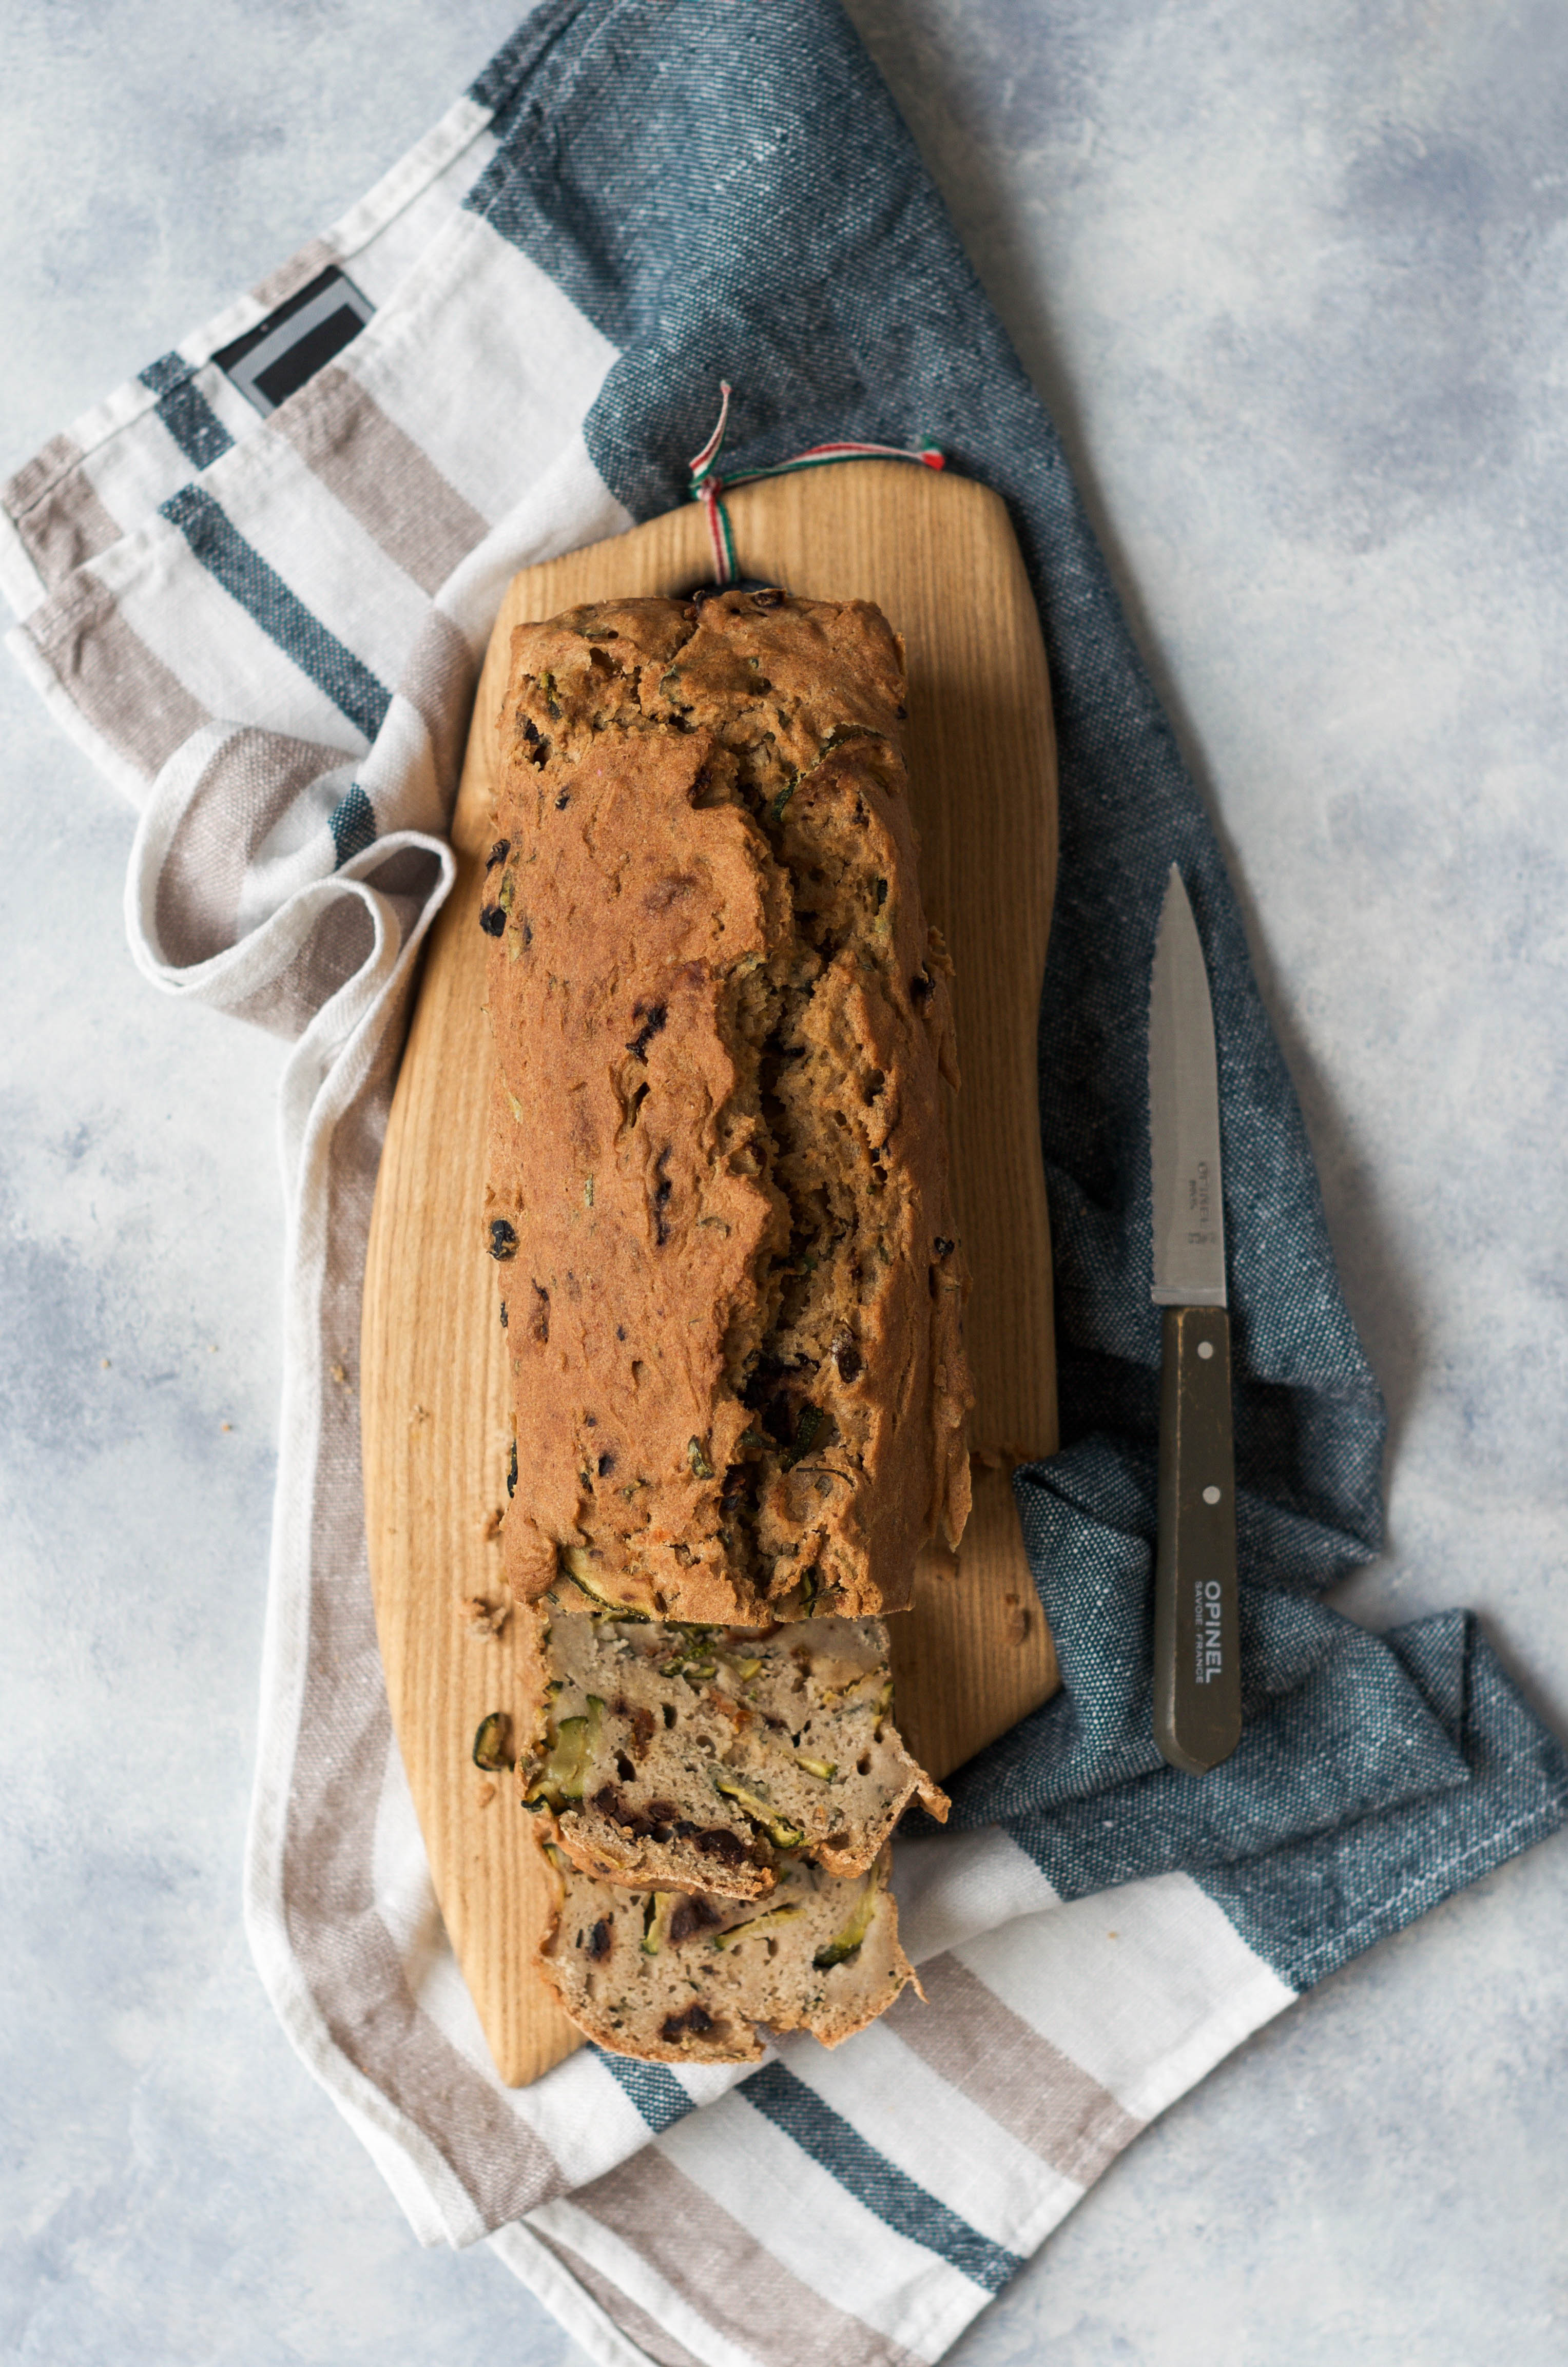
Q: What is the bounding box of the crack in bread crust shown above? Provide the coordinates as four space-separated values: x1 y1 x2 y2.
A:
486 590 973 1625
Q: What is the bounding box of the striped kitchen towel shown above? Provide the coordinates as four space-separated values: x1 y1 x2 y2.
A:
5 5 1565 2363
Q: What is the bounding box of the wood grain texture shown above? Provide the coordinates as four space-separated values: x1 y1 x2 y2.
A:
362 461 1060 2087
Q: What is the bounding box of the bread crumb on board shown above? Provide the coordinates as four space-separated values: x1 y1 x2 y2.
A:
459 1595 510 1639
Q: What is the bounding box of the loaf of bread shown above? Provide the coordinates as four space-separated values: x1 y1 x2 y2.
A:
519 1602 947 1899
537 1839 915 2063
483 589 973 1627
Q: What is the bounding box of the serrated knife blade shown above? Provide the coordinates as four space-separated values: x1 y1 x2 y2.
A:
1149 866 1241 1774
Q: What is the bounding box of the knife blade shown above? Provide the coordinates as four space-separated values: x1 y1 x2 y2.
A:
1149 865 1241 1774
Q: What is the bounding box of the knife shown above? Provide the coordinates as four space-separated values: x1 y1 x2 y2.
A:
1149 865 1242 1775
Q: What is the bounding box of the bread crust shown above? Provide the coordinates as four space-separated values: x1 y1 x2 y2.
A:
484 589 971 1622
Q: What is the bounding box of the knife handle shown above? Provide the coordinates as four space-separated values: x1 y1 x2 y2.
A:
1153 1305 1242 1775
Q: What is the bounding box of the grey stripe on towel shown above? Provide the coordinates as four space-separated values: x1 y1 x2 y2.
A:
574 2147 928 2367
154 726 351 968
269 364 490 597
3 432 122 593
885 1951 1145 2188
23 569 207 779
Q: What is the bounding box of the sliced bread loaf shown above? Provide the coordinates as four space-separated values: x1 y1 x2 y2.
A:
537 1839 914 2062
519 1602 946 1898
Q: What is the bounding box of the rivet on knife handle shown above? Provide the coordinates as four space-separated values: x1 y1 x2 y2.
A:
1153 1304 1241 1773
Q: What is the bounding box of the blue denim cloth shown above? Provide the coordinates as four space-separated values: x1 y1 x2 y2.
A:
463 0 1567 1990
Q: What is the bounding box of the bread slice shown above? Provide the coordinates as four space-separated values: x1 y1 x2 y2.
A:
484 589 972 1626
537 1839 915 2063
519 1602 946 1899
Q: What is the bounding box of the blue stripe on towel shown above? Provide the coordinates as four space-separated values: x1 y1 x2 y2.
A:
740 2061 1024 2295
596 2051 694 2135
327 782 377 868
140 352 235 471
159 484 391 743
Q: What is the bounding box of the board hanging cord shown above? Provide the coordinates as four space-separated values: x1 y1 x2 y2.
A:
687 381 944 584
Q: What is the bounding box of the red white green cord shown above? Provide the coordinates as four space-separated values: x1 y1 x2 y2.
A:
687 380 944 584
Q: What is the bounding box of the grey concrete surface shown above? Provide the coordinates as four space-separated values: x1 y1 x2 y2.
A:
3 3 1564 2361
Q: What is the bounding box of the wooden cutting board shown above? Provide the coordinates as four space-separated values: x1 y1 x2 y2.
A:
361 460 1060 2087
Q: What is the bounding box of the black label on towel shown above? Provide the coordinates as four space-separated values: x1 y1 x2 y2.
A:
214 266 375 416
